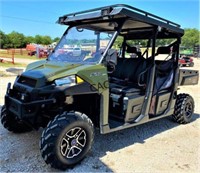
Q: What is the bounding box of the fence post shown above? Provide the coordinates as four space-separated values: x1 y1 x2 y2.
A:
12 51 14 64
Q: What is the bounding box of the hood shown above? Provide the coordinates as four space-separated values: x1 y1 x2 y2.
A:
25 60 81 78
18 60 108 92
22 60 91 87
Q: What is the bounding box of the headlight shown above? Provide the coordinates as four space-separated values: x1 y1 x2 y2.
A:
55 75 83 86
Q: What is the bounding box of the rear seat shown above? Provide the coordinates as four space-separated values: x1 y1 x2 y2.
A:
109 57 147 95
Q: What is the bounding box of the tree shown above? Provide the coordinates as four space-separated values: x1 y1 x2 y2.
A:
181 28 200 48
34 35 43 44
7 31 26 48
113 36 123 48
0 30 7 48
34 35 52 45
25 36 35 44
0 28 199 49
41 36 52 45
53 37 60 43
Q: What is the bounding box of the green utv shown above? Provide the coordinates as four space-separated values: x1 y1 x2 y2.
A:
1 4 199 170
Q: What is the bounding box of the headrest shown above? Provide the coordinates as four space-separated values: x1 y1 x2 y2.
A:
126 46 137 54
156 46 171 54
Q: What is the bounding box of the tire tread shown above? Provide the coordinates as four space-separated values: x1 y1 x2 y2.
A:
0 106 32 133
173 94 194 124
40 111 94 170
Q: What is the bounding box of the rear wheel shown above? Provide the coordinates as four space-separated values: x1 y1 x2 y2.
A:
189 62 194 67
40 111 94 170
173 94 194 124
0 105 32 133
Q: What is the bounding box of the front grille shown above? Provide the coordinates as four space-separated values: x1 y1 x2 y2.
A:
18 76 37 87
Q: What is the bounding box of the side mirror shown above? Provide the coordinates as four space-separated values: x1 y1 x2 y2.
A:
106 49 117 73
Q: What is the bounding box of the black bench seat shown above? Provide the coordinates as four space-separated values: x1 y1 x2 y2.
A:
109 57 147 96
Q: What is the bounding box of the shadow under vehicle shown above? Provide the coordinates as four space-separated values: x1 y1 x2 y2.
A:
1 4 199 170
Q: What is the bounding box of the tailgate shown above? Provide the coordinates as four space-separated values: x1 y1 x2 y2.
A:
179 69 199 86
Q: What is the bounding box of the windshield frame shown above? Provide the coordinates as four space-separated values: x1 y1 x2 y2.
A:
47 24 121 64
47 25 71 61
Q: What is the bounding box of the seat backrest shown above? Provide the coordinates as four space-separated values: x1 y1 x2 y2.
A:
156 46 171 55
126 45 142 57
121 58 145 83
110 58 147 84
111 58 124 79
126 46 137 54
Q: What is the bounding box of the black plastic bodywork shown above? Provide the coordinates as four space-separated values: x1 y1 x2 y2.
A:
5 74 99 128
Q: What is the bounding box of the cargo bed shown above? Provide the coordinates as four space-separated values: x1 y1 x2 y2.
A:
179 69 199 85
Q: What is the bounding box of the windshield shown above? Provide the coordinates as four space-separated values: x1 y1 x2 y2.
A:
48 27 113 64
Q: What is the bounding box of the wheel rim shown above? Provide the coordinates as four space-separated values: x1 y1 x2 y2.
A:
185 102 193 118
60 127 87 159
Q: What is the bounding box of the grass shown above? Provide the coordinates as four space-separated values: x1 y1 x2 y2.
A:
0 49 42 69
0 49 41 60
0 52 38 60
14 54 38 60
0 62 27 68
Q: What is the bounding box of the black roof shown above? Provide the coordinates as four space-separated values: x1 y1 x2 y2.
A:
57 4 184 39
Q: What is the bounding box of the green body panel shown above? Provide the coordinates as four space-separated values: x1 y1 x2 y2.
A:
26 60 108 92
26 60 46 71
77 65 108 93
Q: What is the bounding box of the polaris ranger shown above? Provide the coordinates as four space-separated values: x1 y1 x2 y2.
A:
1 4 199 170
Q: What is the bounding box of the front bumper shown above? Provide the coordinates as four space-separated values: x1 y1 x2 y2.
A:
5 95 55 120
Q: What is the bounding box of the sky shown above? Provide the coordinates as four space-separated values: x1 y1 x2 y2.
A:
0 0 199 39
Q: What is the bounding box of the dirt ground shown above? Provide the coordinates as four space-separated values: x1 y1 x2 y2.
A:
0 58 199 172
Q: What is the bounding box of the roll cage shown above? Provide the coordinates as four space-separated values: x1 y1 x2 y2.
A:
56 4 185 133
57 4 183 35
57 4 184 63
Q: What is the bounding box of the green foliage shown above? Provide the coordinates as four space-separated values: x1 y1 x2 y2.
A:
1 31 53 48
53 37 60 42
0 31 6 48
0 28 199 49
7 31 26 48
113 36 123 48
156 39 174 46
0 30 11 49
41 36 52 45
181 28 200 48
35 35 43 44
25 36 35 44
34 35 52 45
113 29 199 50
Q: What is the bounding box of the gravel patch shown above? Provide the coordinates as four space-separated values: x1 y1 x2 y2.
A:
0 105 199 172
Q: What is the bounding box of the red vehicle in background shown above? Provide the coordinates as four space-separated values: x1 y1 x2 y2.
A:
26 44 37 56
26 44 48 58
179 55 194 67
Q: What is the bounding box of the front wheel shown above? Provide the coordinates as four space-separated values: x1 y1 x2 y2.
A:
40 111 94 170
173 94 194 124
